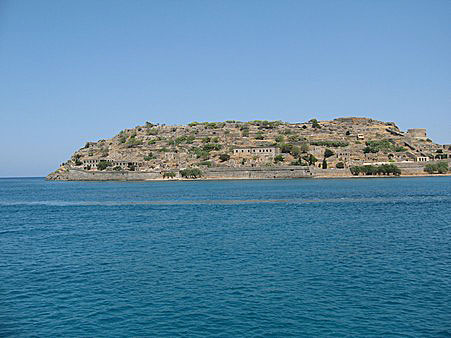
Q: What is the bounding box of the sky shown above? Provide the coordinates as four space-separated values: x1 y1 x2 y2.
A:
0 0 450 177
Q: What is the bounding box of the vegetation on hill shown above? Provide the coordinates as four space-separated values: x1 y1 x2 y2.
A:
363 140 406 153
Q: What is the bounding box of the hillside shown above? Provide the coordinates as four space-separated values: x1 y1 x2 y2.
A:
47 117 450 180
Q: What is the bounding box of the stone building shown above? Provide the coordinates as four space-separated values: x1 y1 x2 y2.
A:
82 159 142 170
233 147 277 156
407 129 427 140
415 156 429 162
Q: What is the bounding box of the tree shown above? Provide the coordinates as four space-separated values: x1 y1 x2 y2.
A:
350 164 401 176
437 162 449 173
310 118 321 129
280 144 292 153
425 162 448 174
322 159 328 169
336 162 345 168
97 160 111 171
303 154 317 165
180 168 203 178
324 149 334 158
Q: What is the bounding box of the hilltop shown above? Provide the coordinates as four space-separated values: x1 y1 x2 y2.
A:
47 117 450 180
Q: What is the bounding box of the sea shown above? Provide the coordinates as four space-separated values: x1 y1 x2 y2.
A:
1 177 450 337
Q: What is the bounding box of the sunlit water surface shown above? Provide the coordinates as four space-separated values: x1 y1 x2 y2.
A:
1 177 450 337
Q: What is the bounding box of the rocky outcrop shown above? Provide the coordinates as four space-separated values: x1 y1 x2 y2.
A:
47 117 450 180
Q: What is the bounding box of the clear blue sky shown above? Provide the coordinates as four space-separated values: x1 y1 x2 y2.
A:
0 0 450 177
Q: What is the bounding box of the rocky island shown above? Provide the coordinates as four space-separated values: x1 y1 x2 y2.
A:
47 117 450 180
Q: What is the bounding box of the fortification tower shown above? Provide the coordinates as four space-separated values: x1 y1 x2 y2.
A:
406 128 427 140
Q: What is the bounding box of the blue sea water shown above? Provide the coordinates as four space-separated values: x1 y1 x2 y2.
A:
0 177 450 337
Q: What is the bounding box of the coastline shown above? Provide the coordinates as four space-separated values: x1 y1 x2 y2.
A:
45 172 451 182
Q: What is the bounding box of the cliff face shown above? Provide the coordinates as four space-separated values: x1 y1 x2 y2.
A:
47 117 450 180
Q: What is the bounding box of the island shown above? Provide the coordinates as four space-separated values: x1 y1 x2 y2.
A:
47 117 450 180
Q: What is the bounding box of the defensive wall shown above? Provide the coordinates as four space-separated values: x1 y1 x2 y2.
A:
47 160 451 181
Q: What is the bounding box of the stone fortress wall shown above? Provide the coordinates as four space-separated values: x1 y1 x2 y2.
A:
49 159 450 181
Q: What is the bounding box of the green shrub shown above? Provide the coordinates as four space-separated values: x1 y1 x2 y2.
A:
310 140 349 147
288 135 301 143
163 172 176 178
274 154 284 163
144 152 156 161
202 143 222 151
255 132 264 140
282 129 293 135
363 139 400 153
126 138 143 148
336 162 345 168
279 143 300 157
198 160 212 167
219 154 230 162
204 122 219 129
249 120 283 129
290 159 306 166
147 128 159 135
275 135 284 143
113 166 122 171
190 147 210 160
394 146 407 152
300 142 309 153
